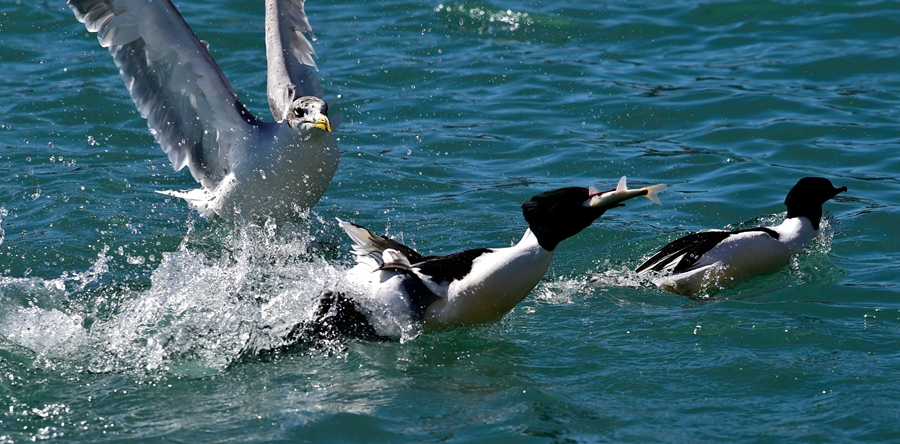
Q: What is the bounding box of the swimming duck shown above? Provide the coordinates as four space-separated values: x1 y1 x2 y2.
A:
67 0 339 219
635 177 847 295
288 177 666 342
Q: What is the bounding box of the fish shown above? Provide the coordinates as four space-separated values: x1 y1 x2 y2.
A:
586 176 667 208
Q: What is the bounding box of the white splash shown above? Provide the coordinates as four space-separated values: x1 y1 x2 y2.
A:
0 220 349 377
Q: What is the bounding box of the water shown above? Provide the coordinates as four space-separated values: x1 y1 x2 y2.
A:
2 0 899 441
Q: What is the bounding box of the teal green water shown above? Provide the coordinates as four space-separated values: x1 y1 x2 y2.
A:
2 0 900 441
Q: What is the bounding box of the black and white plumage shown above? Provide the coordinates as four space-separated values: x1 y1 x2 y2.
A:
287 177 666 342
67 0 339 219
635 177 848 295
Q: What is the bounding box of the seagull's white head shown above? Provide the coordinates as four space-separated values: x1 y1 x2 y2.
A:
286 96 332 132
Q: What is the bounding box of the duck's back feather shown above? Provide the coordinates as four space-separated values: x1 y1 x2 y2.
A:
637 227 780 274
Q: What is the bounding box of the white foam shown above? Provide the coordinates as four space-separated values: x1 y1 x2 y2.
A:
0 220 350 376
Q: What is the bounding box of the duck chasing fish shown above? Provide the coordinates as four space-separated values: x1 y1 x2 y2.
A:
285 177 667 342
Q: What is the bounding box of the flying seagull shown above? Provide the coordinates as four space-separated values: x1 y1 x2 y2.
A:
67 0 339 219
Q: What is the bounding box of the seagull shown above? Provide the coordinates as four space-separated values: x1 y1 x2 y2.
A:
284 177 667 342
635 177 847 295
67 0 339 219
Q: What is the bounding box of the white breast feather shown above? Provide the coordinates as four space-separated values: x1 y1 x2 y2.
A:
424 230 553 328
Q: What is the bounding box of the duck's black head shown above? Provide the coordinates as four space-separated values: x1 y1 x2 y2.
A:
522 186 619 251
784 177 847 230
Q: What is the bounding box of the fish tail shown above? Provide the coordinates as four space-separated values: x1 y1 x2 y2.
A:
643 183 668 205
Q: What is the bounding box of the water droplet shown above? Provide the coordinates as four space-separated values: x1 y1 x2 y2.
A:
126 255 145 265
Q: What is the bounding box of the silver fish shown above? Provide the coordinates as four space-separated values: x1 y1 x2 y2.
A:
585 176 667 208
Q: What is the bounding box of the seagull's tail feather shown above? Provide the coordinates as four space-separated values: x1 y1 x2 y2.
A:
156 189 217 217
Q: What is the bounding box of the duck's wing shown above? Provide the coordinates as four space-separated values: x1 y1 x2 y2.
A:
636 227 781 275
635 231 732 275
337 219 427 264
68 0 258 189
265 0 324 122
413 248 494 285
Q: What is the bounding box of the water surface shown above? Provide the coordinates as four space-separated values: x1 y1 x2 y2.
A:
1 0 899 441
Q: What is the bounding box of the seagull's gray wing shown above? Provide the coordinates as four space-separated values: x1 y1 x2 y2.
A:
265 0 324 122
68 0 258 189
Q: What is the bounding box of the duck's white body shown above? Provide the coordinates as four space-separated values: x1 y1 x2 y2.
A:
337 225 553 338
636 177 847 296
422 230 553 328
340 269 424 341
644 217 816 295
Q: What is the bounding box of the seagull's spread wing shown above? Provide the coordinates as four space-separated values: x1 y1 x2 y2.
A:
68 0 257 189
265 0 324 121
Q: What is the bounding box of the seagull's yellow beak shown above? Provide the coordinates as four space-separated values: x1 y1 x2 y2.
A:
314 115 333 132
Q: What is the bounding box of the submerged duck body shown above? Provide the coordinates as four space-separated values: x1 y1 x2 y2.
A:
67 0 339 219
288 177 666 342
636 177 847 295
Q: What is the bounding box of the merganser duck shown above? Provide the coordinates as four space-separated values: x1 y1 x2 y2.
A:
635 177 847 295
67 0 339 219
287 177 667 342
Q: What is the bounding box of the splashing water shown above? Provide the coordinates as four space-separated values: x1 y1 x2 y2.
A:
435 2 535 33
0 219 355 377
0 206 6 247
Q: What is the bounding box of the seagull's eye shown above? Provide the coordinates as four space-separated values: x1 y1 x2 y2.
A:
294 108 306 118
